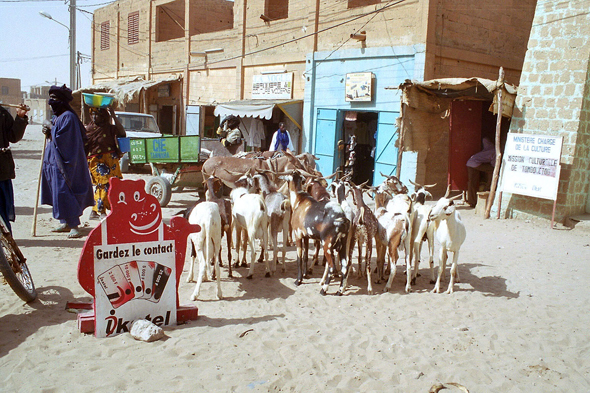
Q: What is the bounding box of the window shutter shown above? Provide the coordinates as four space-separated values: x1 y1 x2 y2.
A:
128 12 139 45
101 21 110 50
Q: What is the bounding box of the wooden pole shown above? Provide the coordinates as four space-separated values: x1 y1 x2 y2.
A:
395 103 406 179
31 136 48 236
485 67 504 219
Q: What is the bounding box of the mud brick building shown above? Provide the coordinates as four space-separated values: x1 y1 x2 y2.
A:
90 0 536 197
499 1 590 222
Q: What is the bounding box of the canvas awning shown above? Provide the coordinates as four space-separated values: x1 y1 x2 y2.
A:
74 75 182 106
214 99 303 130
390 77 518 118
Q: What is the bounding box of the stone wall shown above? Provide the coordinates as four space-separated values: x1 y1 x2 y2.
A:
501 1 590 222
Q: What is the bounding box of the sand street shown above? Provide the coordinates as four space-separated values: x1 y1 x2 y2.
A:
1 125 590 391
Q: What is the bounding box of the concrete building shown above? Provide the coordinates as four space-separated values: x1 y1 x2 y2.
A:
90 0 536 193
0 78 23 117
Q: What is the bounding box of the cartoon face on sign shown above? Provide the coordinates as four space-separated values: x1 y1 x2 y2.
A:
109 177 162 237
78 177 200 307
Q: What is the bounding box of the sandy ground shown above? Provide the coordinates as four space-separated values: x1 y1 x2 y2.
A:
1 125 590 392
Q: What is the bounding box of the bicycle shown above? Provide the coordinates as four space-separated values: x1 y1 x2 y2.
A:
0 215 36 302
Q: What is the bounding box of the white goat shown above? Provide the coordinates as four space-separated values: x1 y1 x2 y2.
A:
428 196 466 294
385 193 414 290
230 187 270 279
186 201 222 300
409 180 437 286
375 207 409 293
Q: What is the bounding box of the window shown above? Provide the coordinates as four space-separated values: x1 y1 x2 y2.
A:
156 2 184 42
348 0 380 8
264 0 288 21
1 86 8 95
128 12 139 45
101 21 110 50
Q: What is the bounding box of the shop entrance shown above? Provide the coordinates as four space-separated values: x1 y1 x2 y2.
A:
340 111 378 185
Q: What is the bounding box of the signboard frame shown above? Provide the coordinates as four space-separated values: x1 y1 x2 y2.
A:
345 72 374 102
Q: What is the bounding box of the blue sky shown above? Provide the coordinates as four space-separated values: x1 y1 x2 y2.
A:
0 0 105 92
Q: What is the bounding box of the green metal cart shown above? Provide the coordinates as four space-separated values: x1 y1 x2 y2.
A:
127 135 202 206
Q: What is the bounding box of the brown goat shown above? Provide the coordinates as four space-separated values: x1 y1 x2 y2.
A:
287 171 350 295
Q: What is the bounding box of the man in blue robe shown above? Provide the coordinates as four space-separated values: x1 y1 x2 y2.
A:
41 85 94 238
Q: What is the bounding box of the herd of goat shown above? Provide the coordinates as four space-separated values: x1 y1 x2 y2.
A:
181 152 466 301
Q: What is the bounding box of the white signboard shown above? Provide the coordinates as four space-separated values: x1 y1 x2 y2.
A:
345 72 373 102
500 133 563 200
252 73 293 99
94 240 177 338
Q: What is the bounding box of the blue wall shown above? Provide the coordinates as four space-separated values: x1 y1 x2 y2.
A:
303 45 425 183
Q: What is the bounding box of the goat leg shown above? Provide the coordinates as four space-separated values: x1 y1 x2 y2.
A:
366 239 373 295
303 237 310 279
226 229 233 278
294 238 304 286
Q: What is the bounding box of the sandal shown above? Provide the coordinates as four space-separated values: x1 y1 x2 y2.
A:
67 228 83 239
52 224 71 233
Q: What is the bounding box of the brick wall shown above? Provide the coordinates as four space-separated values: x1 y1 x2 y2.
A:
501 1 590 222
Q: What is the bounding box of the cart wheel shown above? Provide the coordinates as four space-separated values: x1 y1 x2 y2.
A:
146 176 172 207
120 153 130 173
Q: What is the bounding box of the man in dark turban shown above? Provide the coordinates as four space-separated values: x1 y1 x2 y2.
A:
41 85 94 238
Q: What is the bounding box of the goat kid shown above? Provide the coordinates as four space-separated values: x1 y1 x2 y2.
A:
186 202 222 300
428 196 466 294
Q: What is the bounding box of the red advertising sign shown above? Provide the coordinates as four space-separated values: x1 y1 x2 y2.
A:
77 178 199 337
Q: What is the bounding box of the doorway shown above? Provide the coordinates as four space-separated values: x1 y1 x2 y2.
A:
448 100 509 194
340 111 377 185
159 105 174 135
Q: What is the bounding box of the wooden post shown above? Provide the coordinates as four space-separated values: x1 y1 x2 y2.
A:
485 67 504 219
395 103 406 179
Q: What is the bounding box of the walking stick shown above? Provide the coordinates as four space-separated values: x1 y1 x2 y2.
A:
31 129 48 237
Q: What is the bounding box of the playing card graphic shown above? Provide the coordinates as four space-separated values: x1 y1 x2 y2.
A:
97 265 135 308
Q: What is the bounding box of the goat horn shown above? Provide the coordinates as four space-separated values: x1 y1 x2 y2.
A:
409 179 420 187
424 183 437 188
380 171 396 179
359 179 370 188
449 194 463 201
324 170 341 180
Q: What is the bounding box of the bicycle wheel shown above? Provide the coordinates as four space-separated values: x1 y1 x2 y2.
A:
0 232 36 303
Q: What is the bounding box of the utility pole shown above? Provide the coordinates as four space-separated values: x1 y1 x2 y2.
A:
70 0 77 89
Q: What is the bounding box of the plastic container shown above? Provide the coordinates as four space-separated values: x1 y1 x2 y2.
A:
117 137 130 153
82 92 115 108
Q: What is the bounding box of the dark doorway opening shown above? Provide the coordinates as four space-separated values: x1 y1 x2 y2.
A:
159 105 174 135
340 111 377 185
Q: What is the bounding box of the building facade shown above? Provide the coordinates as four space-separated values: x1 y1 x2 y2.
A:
499 1 590 222
91 0 536 192
0 78 23 117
